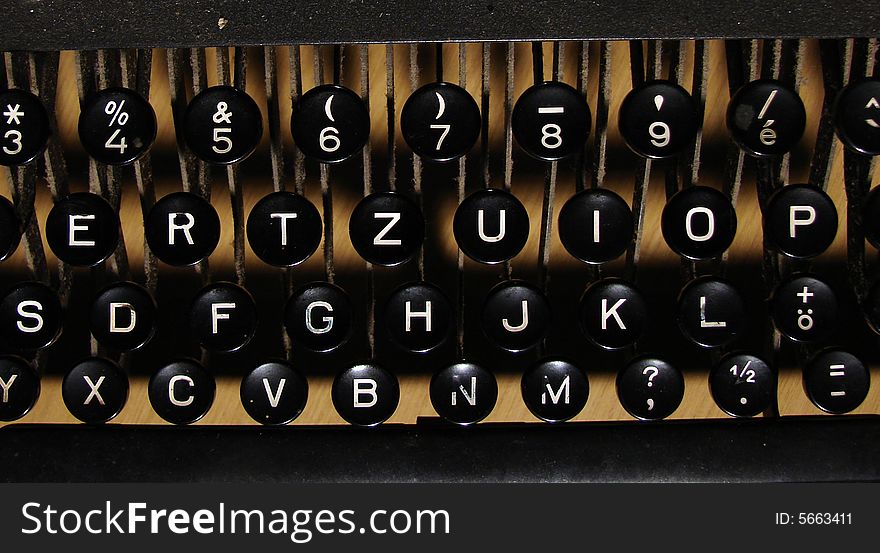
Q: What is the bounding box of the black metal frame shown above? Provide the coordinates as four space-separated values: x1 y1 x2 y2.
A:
3 0 879 51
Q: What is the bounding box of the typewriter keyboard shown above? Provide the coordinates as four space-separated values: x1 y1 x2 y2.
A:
1 39 879 428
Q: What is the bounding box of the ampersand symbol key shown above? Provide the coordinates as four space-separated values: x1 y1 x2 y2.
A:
183 85 263 164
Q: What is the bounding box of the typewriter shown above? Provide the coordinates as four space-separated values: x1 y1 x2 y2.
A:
0 0 879 482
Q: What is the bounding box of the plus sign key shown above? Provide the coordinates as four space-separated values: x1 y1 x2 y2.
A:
771 275 838 342
0 89 50 166
184 86 263 164
78 87 156 165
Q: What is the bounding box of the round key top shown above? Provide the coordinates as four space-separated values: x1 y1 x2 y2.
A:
521 358 589 423
453 189 529 264
149 359 215 425
62 357 128 424
579 278 648 350
771 274 838 343
0 89 50 166
764 184 837 258
349 191 424 266
834 78 880 155
805 349 870 414
481 280 551 352
559 188 633 264
512 81 591 161
183 85 263 164
291 84 370 163
241 360 309 425
284 282 353 353
430 362 498 425
145 192 221 266
246 191 323 267
78 87 156 165
0 355 40 421
727 79 807 157
401 82 481 162
709 352 774 418
617 357 684 420
662 185 737 260
676 277 746 348
190 282 257 352
89 281 157 352
45 192 120 267
0 195 21 262
384 282 452 353
332 363 399 426
619 80 698 159
0 281 62 351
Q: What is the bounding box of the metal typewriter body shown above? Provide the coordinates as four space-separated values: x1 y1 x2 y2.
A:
0 1 879 482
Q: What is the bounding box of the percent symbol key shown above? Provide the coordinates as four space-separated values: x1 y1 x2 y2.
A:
78 87 157 165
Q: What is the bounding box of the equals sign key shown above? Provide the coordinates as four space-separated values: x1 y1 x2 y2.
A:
829 364 846 397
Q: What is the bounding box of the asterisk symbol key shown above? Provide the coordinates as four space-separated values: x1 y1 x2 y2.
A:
3 104 24 125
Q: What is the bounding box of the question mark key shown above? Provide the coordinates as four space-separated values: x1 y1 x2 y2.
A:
617 357 684 420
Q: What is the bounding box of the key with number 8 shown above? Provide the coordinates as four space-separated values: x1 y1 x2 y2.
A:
512 81 591 161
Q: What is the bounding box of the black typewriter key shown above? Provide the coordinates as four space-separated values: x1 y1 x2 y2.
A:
384 282 452 353
78 87 156 165
349 191 424 266
246 191 322 267
332 363 399 426
0 281 62 351
481 281 550 352
834 78 880 156
401 82 481 162
619 80 698 159
430 362 498 425
863 186 880 249
617 357 684 421
661 186 737 260
805 349 870 414
0 195 21 261
676 277 746 348
764 184 837 258
291 84 370 163
145 192 221 266
89 281 157 352
771 274 837 343
183 85 263 164
0 89 50 166
45 192 120 267
512 81 591 161
453 189 529 264
0 355 40 421
559 188 633 264
709 353 774 418
149 359 215 425
579 278 648 350
190 282 257 352
727 79 807 157
241 360 309 425
284 282 353 352
62 357 128 424
521 358 589 423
